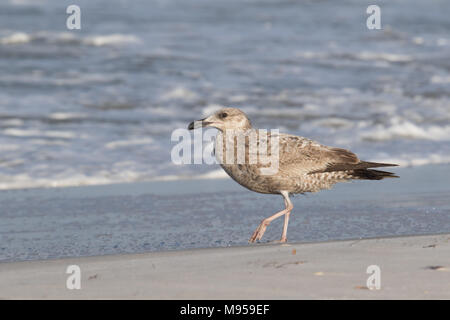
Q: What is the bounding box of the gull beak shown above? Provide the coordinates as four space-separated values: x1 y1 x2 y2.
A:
188 118 214 130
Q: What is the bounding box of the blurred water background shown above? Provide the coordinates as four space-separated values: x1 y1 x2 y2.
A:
0 0 449 190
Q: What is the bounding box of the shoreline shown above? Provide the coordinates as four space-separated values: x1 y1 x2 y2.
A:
2 230 450 266
0 162 449 196
1 233 449 299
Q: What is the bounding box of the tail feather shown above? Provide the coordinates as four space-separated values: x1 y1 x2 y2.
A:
318 161 398 173
350 169 399 180
309 160 399 179
359 161 399 169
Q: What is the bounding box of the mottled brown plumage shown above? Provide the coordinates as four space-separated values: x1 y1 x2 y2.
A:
188 107 398 243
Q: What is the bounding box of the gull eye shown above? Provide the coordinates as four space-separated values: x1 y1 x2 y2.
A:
219 112 228 119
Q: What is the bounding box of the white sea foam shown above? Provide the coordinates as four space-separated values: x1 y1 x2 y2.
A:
48 112 87 120
142 169 228 183
295 51 326 59
437 38 449 46
228 94 249 103
0 32 30 44
2 128 77 139
295 50 413 63
0 168 228 190
0 31 141 47
313 117 354 129
161 86 199 102
355 52 413 62
105 138 154 149
0 173 116 190
1 119 24 126
196 169 228 179
412 37 424 45
83 34 141 46
146 169 229 182
0 144 20 151
146 107 178 116
431 75 450 84
8 0 44 5
0 72 122 86
362 120 450 142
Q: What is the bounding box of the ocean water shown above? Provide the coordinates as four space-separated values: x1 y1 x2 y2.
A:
0 0 449 190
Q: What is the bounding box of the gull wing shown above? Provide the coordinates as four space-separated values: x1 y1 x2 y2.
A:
272 133 397 175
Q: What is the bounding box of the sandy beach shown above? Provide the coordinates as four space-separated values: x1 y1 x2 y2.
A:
0 233 449 299
0 164 449 299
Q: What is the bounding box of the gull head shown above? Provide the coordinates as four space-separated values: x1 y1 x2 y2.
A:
188 107 252 131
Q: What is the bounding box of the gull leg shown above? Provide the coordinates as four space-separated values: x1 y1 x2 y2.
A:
249 191 293 243
280 194 293 243
249 208 289 243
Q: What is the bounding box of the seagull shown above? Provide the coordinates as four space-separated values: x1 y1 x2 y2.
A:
188 107 398 243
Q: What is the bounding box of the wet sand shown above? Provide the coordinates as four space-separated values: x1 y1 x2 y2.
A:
0 164 449 262
0 233 449 299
